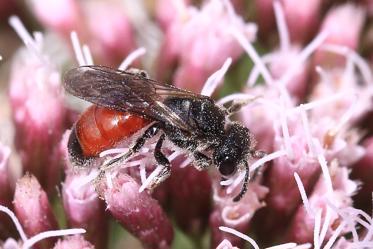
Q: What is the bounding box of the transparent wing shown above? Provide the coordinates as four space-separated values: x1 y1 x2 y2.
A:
64 66 208 131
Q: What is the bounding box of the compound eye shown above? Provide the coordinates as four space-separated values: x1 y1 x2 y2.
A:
218 159 237 176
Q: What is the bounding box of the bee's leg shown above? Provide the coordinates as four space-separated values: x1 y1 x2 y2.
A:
99 123 160 172
193 151 212 170
95 123 161 197
233 160 250 202
148 133 171 189
225 96 259 115
251 150 266 180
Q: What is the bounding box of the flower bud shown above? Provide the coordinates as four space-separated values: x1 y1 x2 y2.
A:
13 174 58 249
103 173 173 248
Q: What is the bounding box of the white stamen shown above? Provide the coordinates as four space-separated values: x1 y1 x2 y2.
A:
74 170 100 189
350 242 373 248
105 172 113 189
217 93 256 106
139 166 163 192
321 44 373 85
290 92 347 114
319 206 332 246
139 163 147 184
22 228 86 249
82 45 94 65
99 148 129 157
227 172 245 194
332 94 357 133
293 172 313 216
317 156 333 194
279 94 293 158
70 31 86 66
323 221 346 249
326 200 359 242
118 47 146 71
168 150 183 162
201 57 232 97
299 105 315 156
180 158 193 168
9 16 38 53
33 31 44 50
220 177 235 186
247 54 274 87
250 149 288 172
278 31 328 87
0 205 28 242
230 28 275 85
273 0 290 52
219 226 259 249
265 243 297 249
314 209 322 249
291 244 312 249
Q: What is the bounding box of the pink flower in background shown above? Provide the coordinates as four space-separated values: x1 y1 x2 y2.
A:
13 175 59 249
52 235 94 249
8 17 71 194
313 4 366 68
157 0 257 92
1 0 373 248
102 173 174 249
210 181 268 248
62 171 108 249
27 0 136 66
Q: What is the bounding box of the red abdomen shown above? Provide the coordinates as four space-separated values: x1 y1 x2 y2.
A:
76 105 151 157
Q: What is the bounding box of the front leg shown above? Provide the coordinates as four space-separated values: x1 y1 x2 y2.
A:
147 133 171 190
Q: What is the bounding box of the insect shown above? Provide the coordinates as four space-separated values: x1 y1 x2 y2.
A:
64 65 264 201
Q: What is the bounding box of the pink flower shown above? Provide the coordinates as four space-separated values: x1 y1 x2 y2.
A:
27 0 137 66
157 0 256 92
281 0 322 44
286 165 358 244
27 0 81 37
210 181 268 248
168 157 212 236
101 173 173 249
53 235 94 249
8 18 70 194
313 4 366 67
62 171 108 249
13 174 58 249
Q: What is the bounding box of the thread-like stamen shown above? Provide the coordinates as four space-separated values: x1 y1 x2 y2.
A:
293 172 313 216
273 0 290 52
201 57 232 97
82 45 94 65
139 166 163 192
219 226 259 249
118 47 146 70
314 209 322 249
22 228 86 249
70 31 86 66
0 205 28 242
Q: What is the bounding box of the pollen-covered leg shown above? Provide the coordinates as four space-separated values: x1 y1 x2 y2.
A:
148 134 171 190
251 150 266 180
100 123 160 172
233 160 250 202
225 96 259 115
193 151 212 170
94 123 160 195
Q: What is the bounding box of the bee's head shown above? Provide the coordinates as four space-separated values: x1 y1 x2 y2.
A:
213 123 251 177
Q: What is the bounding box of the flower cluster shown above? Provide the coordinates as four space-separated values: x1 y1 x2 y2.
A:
0 0 373 248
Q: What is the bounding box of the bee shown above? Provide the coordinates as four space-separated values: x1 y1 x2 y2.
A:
64 66 264 201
